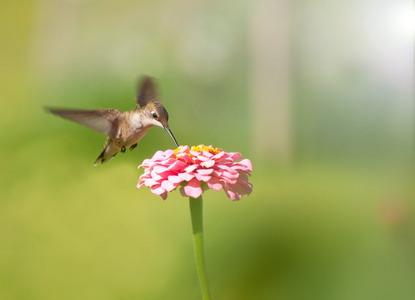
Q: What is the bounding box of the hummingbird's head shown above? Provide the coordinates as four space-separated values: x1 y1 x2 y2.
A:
142 101 179 148
143 101 169 128
136 76 179 148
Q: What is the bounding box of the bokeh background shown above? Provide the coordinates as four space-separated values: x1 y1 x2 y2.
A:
1 1 414 299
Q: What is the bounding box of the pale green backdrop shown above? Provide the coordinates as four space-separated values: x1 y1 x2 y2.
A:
1 1 414 299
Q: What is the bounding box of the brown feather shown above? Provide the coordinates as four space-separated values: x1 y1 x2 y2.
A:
136 76 159 107
46 108 122 140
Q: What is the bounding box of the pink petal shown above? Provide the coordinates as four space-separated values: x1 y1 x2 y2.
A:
238 173 249 182
176 153 192 164
178 172 195 181
151 185 166 195
182 178 203 198
221 177 238 185
196 168 214 175
161 180 179 192
215 164 238 173
206 178 223 191
160 191 168 200
212 170 223 177
212 151 226 160
152 150 168 160
221 170 239 180
168 175 184 183
167 160 188 171
193 152 209 161
233 179 253 195
239 159 253 172
160 158 178 166
150 170 164 181
153 165 169 173
223 187 239 201
176 145 189 153
150 171 163 180
151 150 164 158
195 173 211 182
222 179 252 200
201 160 215 168
144 178 158 187
185 165 199 173
202 150 214 158
189 150 201 157
229 152 243 161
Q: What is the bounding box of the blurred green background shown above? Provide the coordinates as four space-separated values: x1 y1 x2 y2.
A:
1 1 414 299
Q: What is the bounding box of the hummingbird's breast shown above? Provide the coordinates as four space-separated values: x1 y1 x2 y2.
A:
118 111 149 147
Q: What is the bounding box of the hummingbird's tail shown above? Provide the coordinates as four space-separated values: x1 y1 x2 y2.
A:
93 144 119 166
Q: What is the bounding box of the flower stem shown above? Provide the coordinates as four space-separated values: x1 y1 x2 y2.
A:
189 196 212 300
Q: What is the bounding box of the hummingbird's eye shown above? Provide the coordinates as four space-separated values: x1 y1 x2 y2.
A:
151 112 158 119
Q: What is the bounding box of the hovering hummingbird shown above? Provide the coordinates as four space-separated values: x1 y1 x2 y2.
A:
46 76 179 165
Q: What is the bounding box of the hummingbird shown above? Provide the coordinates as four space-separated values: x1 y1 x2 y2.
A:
46 76 179 165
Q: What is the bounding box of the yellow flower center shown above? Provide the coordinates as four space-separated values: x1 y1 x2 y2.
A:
191 145 221 155
174 145 221 159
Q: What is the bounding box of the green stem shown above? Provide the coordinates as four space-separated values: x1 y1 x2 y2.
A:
189 196 212 300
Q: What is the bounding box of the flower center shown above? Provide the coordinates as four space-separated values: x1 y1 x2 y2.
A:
173 145 222 159
191 145 221 155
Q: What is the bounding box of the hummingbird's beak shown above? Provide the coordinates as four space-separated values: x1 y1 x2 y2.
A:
164 127 179 148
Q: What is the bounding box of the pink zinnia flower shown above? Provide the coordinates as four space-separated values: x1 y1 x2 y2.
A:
137 145 253 200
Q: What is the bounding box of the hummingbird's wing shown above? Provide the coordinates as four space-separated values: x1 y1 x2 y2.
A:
46 108 122 140
136 76 159 108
